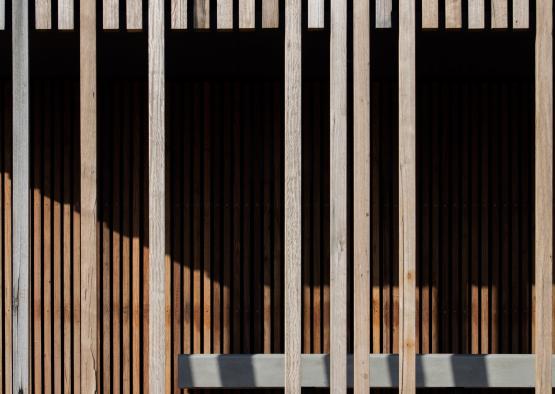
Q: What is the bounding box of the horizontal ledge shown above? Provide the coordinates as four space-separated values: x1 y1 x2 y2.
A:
179 353 554 388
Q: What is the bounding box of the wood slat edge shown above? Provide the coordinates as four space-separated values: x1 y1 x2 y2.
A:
216 0 233 29
468 0 485 28
262 0 279 29
194 0 210 29
376 0 392 28
171 0 188 29
35 0 52 29
103 0 119 30
491 0 508 28
58 0 74 30
127 0 143 30
308 0 325 29
421 0 438 28
239 0 255 29
513 0 529 28
445 0 462 28
284 0 302 392
1 0 5 29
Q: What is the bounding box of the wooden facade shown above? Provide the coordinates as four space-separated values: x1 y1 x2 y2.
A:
0 0 551 393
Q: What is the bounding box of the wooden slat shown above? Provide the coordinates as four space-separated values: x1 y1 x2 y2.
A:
216 0 232 29
399 0 416 389
262 0 279 28
148 0 166 388
445 0 462 28
239 0 255 29
58 0 74 29
491 0 508 28
36 0 52 29
353 0 370 390
127 0 142 29
284 0 301 392
307 0 324 29
421 0 438 28
330 0 347 392
0 0 4 30
376 0 392 28
513 0 529 28
80 0 98 391
535 0 553 388
171 0 187 29
468 0 485 28
12 0 30 389
194 0 210 29
103 0 118 29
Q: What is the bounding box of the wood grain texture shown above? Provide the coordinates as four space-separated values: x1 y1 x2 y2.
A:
330 0 347 392
12 0 30 390
262 0 279 28
375 0 392 28
103 0 118 29
58 0 74 29
535 0 552 389
353 0 370 392
216 0 232 29
399 0 416 390
80 0 98 391
127 0 142 30
285 0 302 392
171 0 187 29
468 0 485 28
148 0 166 389
445 0 462 28
35 0 51 29
0 0 4 30
308 0 324 28
491 0 508 28
194 0 210 29
513 0 529 28
421 0 438 28
239 0 255 29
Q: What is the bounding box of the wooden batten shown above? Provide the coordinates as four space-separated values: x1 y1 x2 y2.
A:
127 0 142 30
171 0 188 29
445 0 462 28
422 0 438 28
0 0 4 30
35 0 52 29
376 0 392 28
284 0 302 392
262 0 279 28
194 0 210 29
103 0 119 29
330 0 347 392
58 0 74 29
491 0 508 28
308 0 325 29
216 0 233 29
468 0 485 28
239 0 256 29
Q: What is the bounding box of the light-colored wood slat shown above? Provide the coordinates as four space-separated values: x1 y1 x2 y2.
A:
445 0 462 28
491 0 508 28
216 0 232 29
194 0 210 29
353 0 370 391
535 0 553 388
284 0 301 392
80 0 98 391
4 85 13 394
0 0 4 29
58 0 74 29
308 0 324 28
513 0 529 28
421 0 438 28
468 0 484 28
399 0 416 387
127 0 142 29
330 0 347 392
239 0 255 29
171 0 187 29
12 0 30 389
262 0 279 28
376 0 392 28
103 0 118 29
148 0 166 387
36 0 52 29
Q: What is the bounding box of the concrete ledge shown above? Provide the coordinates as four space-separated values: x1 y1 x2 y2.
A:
178 353 553 388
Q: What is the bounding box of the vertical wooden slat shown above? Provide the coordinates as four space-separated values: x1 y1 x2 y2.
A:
491 0 508 28
284 0 301 391
72 82 81 394
513 0 529 28
148 0 166 386
262 0 279 28
468 0 485 29
216 0 232 29
353 0 370 391
44 83 53 394
58 0 74 29
194 0 210 29
445 0 462 28
171 0 187 29
399 0 416 388
103 0 118 29
81 0 98 391
12 0 30 388
0 0 4 29
330 0 347 392
36 0 52 29
308 0 324 28
421 0 438 28
376 0 392 28
535 0 552 388
127 0 142 29
53 86 62 394
239 0 255 29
